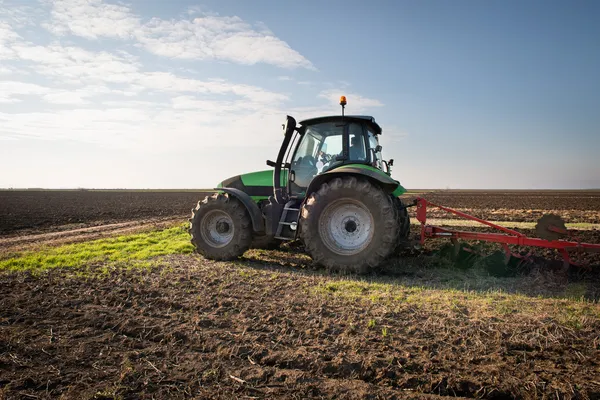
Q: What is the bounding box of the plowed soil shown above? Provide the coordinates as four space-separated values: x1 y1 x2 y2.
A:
1 257 599 400
405 190 600 223
2 190 599 237
0 190 210 235
2 189 600 399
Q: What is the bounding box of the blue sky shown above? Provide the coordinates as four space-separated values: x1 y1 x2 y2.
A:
0 0 598 189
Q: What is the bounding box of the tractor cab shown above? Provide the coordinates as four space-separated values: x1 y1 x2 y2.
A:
272 97 394 203
288 115 388 195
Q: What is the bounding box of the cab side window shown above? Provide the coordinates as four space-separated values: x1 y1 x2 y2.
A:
368 129 383 169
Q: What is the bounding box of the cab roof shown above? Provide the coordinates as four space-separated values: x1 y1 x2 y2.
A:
298 115 382 135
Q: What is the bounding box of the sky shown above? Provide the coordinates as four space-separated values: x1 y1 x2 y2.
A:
0 0 598 190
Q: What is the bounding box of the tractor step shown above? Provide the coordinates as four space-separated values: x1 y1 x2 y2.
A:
275 201 300 240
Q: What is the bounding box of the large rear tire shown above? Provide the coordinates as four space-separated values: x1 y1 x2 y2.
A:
299 177 399 274
189 193 252 260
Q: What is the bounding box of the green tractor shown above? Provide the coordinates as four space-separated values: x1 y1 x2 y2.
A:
189 96 411 273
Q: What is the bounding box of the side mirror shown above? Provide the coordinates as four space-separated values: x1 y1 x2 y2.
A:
389 159 394 166
375 145 382 152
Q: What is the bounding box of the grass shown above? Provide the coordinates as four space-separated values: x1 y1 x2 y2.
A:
0 224 194 273
313 276 600 330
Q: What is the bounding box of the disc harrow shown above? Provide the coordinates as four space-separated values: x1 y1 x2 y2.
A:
414 197 600 270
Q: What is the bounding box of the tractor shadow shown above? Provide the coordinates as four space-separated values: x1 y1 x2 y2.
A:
238 242 600 302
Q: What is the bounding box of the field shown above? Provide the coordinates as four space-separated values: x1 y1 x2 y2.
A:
1 190 600 399
0 190 211 236
408 190 600 224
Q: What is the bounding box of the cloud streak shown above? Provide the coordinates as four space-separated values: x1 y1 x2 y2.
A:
42 0 315 70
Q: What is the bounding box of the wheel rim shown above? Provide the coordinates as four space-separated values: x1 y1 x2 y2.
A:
318 198 375 256
200 210 235 248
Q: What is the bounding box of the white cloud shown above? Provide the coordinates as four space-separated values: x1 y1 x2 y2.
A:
0 21 19 40
134 73 289 104
42 0 139 39
0 80 50 102
0 65 15 74
6 37 288 104
43 91 89 105
0 21 20 59
0 80 122 105
42 0 315 70
11 42 141 84
0 1 45 27
186 6 207 16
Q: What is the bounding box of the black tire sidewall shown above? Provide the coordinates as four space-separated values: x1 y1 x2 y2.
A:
300 177 398 273
190 194 252 260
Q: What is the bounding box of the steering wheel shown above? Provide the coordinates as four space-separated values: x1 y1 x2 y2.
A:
321 153 332 163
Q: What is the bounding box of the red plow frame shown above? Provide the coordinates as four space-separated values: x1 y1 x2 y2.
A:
414 197 600 268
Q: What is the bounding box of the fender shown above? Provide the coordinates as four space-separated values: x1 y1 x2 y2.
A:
215 187 265 233
305 165 404 197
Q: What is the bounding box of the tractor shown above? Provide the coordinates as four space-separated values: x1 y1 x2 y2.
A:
189 96 411 273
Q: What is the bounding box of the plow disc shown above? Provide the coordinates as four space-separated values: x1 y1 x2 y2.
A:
434 241 534 277
535 214 568 241
435 241 481 269
415 197 600 273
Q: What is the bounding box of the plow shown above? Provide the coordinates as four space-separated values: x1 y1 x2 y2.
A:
413 197 600 275
188 96 600 274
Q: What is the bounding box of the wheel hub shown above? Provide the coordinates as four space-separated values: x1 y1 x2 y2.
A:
319 199 374 256
200 210 235 248
344 220 357 233
216 221 230 234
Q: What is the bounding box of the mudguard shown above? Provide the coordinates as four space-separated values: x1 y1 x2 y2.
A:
215 187 265 233
305 164 405 197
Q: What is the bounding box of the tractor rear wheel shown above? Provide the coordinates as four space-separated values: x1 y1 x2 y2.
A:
189 193 252 260
299 177 399 274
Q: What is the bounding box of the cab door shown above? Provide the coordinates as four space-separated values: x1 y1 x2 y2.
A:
288 131 321 197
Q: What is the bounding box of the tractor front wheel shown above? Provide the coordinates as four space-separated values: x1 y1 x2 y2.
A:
189 193 252 260
299 177 399 274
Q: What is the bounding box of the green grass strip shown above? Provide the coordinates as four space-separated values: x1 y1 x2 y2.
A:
0 225 194 273
313 278 600 328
